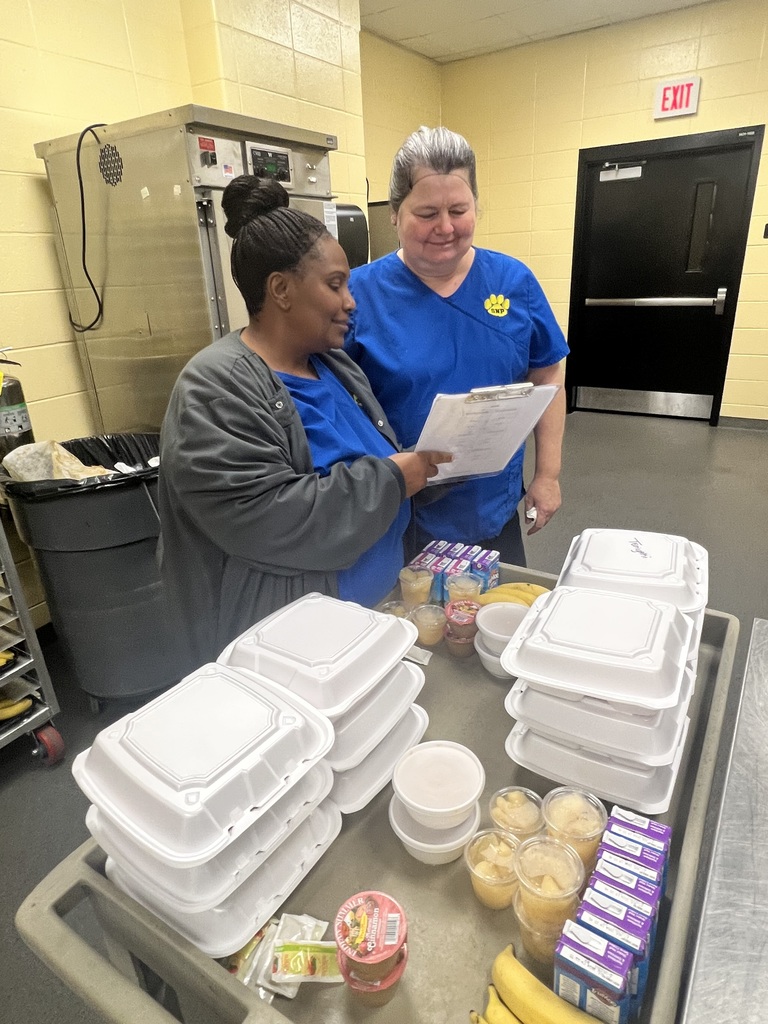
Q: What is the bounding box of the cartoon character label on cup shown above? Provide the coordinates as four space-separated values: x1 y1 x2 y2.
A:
334 891 407 978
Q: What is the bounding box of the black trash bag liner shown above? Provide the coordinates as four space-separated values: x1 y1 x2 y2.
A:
2 433 160 503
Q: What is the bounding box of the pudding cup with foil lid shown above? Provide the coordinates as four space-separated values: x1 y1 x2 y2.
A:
334 890 407 982
338 943 408 1006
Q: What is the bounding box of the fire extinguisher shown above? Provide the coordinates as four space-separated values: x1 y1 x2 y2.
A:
0 350 34 462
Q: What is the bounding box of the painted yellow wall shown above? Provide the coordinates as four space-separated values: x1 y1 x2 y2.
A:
361 0 768 420
359 33 441 201
1 0 366 623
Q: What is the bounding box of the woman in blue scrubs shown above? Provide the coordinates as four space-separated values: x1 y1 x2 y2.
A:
159 176 450 671
345 126 569 566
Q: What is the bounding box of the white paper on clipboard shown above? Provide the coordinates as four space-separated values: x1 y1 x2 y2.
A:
415 382 560 484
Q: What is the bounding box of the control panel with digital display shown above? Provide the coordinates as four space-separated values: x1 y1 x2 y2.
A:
250 146 293 186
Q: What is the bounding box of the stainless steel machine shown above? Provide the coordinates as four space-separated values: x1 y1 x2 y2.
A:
35 105 367 433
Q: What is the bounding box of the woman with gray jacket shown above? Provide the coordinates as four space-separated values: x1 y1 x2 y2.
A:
159 176 449 675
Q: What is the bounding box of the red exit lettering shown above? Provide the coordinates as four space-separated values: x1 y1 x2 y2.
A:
661 81 694 112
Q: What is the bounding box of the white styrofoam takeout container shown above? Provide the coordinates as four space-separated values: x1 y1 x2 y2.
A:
86 760 334 911
325 660 425 772
557 529 708 614
106 799 342 958
500 587 693 711
72 663 334 867
505 665 694 767
505 719 689 815
217 592 418 720
330 703 429 814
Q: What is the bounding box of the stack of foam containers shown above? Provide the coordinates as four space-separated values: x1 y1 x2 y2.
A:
501 530 708 815
74 594 427 958
218 593 430 815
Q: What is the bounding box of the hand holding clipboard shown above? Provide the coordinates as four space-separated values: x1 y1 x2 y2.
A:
414 382 560 484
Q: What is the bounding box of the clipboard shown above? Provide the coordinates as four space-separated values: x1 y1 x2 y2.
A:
415 382 560 484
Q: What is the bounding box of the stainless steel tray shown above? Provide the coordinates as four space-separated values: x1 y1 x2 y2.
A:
15 566 739 1024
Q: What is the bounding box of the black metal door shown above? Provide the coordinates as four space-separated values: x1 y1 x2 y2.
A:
566 125 763 423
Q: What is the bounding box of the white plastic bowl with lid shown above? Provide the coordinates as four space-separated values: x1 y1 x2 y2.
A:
474 632 514 679
392 740 486 829
475 602 530 656
388 794 481 865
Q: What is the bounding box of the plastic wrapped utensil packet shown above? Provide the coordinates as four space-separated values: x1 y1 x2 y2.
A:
271 941 343 984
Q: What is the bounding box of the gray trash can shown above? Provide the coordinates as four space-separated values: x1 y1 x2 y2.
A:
4 434 181 705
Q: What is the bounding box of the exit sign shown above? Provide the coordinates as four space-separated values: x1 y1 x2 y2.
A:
654 75 701 119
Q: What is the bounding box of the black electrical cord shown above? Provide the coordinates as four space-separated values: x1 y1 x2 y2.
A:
69 123 107 332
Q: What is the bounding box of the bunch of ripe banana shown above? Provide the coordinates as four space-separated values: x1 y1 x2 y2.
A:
469 945 597 1024
0 693 33 721
474 582 550 607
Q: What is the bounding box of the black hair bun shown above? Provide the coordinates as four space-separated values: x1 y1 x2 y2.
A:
222 176 290 238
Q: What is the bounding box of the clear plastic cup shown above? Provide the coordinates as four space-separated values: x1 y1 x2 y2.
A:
541 787 607 876
489 786 545 841
399 567 434 610
445 573 483 603
513 889 565 966
408 604 446 646
464 828 520 909
379 600 409 618
514 835 584 930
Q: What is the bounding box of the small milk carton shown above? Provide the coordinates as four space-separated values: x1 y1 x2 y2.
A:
599 830 668 893
472 548 500 591
596 849 665 892
555 920 634 1024
577 887 653 1006
589 871 660 945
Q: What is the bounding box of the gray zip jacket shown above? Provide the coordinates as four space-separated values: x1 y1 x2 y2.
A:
158 331 406 676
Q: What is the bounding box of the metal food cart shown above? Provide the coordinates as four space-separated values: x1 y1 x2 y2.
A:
15 566 741 1022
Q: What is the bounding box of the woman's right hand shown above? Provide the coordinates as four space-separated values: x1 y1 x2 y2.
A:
389 450 452 497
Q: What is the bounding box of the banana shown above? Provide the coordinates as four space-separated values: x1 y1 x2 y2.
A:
484 985 524 1024
492 945 596 1024
470 1012 489 1024
509 583 550 597
475 582 550 607
0 696 33 720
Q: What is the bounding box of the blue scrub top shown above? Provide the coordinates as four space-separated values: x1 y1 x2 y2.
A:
346 248 569 542
276 358 409 607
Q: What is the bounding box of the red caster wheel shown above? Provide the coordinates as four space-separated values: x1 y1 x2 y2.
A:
32 723 66 765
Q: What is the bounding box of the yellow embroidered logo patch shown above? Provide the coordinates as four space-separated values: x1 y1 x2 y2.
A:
484 293 510 317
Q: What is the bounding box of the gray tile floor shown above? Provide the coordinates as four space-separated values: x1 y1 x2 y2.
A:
2 410 767 1024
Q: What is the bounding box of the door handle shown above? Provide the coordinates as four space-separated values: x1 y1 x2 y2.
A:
585 288 727 313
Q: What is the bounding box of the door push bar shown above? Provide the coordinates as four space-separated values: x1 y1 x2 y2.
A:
586 287 727 315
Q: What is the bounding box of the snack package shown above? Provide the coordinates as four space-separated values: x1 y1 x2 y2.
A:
271 941 342 984
247 913 328 999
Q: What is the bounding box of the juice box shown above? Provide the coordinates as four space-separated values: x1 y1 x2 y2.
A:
577 887 653 1005
609 806 672 847
555 921 633 1024
595 849 665 891
598 831 668 893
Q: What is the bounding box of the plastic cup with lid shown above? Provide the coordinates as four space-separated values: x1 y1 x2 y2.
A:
399 567 434 610
489 786 544 841
514 835 584 930
408 603 446 646
445 573 483 603
464 828 520 909
541 786 607 875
